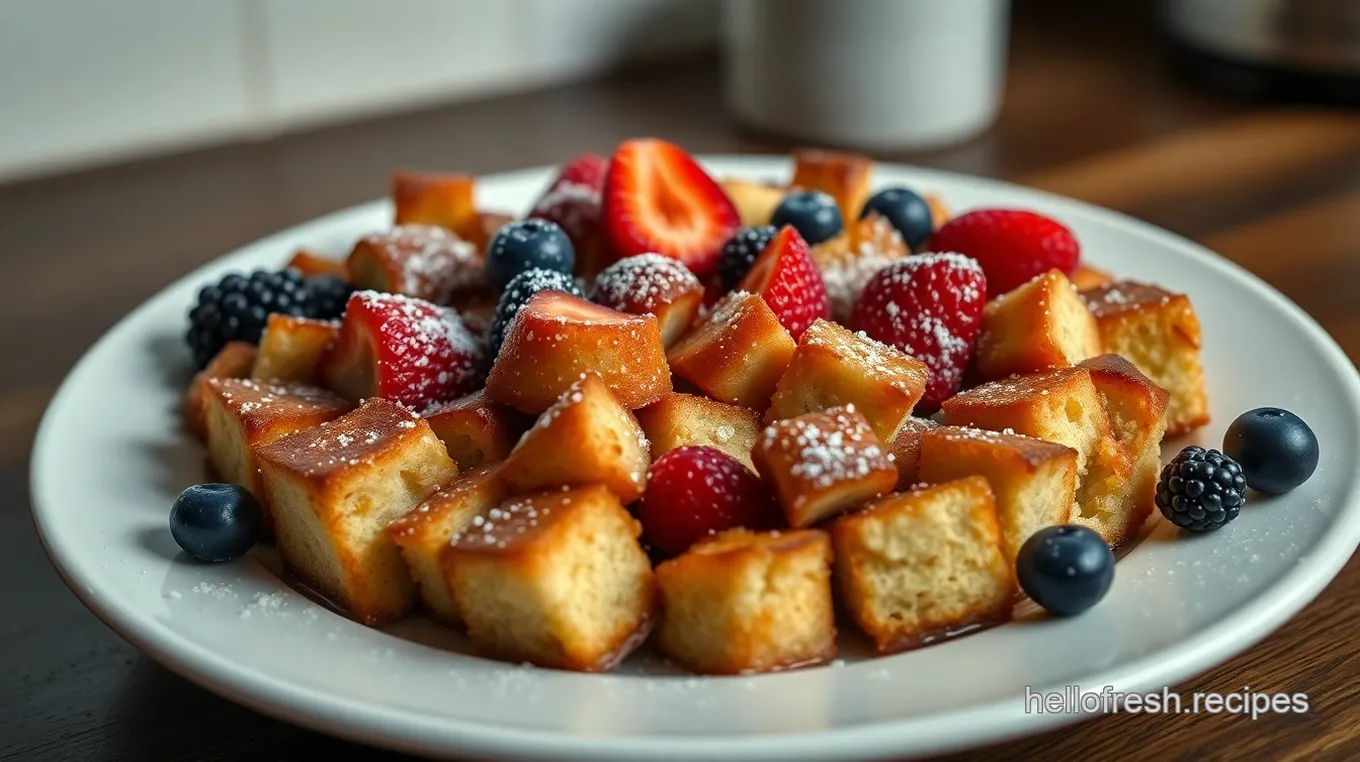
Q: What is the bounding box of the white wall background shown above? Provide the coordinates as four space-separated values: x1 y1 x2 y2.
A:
0 0 721 183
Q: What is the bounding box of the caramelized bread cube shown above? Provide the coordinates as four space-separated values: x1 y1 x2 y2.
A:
830 477 1013 653
916 427 1078 562
444 485 656 671
286 249 348 279
346 225 485 305
1071 264 1114 291
978 269 1101 379
720 177 786 227
888 416 940 489
752 406 897 527
256 398 459 625
386 466 507 625
422 390 530 471
635 392 761 472
811 214 910 322
655 528 835 674
458 210 514 254
251 314 339 384
667 291 796 409
391 171 477 232
500 373 650 502
183 341 257 440
1080 281 1209 436
485 291 671 413
768 318 928 441
590 253 705 347
791 148 873 223
202 378 352 522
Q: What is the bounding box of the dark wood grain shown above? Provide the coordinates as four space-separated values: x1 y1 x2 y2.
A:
4 1 1360 760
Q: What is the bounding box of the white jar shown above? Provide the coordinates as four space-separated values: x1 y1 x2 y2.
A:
724 0 1011 150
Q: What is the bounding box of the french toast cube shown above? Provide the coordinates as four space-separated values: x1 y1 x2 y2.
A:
888 416 940 490
720 177 786 227
654 528 836 674
1071 264 1114 291
916 427 1078 563
391 170 477 232
977 269 1101 379
752 406 897 527
500 373 651 502
1075 354 1170 546
255 398 459 625
346 225 485 305
202 378 352 524
422 390 531 471
767 318 928 441
635 392 761 472
443 484 656 671
485 291 671 414
286 249 348 279
250 314 339 384
386 466 507 626
667 291 796 409
1080 281 1209 436
184 340 257 440
791 148 873 223
830 476 1014 653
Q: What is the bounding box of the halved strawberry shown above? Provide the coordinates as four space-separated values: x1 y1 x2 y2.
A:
601 139 740 277
736 225 830 339
318 291 484 411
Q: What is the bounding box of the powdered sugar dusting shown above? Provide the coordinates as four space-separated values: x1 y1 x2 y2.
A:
590 253 701 312
351 290 484 409
760 406 892 501
361 225 484 304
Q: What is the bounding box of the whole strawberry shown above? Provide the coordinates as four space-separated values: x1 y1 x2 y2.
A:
923 209 1078 295
849 253 987 413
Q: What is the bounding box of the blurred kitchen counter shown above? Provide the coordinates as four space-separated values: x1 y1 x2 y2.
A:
2 1 1359 760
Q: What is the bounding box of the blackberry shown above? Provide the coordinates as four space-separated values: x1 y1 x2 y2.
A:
488 268 583 355
186 269 310 368
718 225 778 290
306 274 353 321
1155 446 1248 532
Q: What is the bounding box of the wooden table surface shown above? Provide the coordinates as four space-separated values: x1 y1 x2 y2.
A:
4 3 1359 760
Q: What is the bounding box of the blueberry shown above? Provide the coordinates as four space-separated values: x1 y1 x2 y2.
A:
1016 525 1114 616
485 219 575 290
861 187 934 249
771 191 843 245
1223 408 1319 495
170 483 262 563
718 225 778 290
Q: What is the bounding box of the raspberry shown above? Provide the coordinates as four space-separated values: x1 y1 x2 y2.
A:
527 153 607 249
639 446 781 557
923 209 1079 295
1155 446 1248 532
848 253 987 413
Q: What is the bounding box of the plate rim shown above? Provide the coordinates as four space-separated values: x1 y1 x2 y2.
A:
29 155 1360 761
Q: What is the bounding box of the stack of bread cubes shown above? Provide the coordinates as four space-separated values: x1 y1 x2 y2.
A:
184 151 1209 675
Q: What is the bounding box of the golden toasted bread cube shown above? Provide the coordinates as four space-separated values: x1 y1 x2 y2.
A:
391 171 477 232
768 319 928 441
655 528 835 674
667 291 796 409
500 373 650 502
1075 354 1170 546
941 366 1114 485
917 427 1078 563
830 477 1013 653
444 484 656 671
256 398 459 625
811 214 911 322
422 390 530 471
386 466 507 626
1080 281 1209 436
791 148 873 223
635 392 761 472
888 416 940 489
486 291 671 414
251 314 339 384
346 225 483 305
184 341 257 440
721 177 786 227
977 269 1101 379
286 249 348 279
752 406 897 527
1071 264 1114 291
202 378 351 522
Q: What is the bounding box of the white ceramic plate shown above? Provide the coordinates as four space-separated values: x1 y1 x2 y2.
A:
32 157 1360 761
